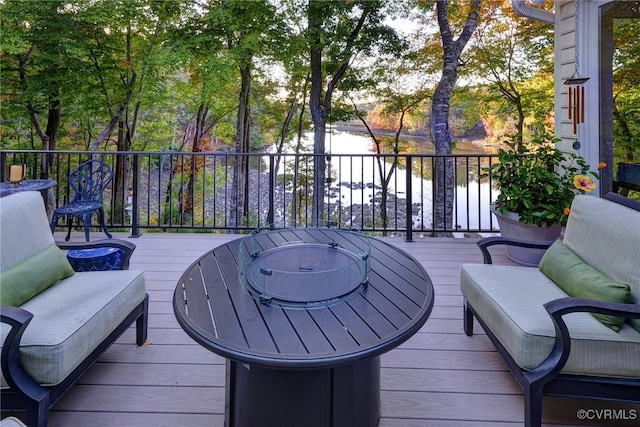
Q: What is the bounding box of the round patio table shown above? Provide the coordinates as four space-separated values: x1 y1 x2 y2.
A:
173 228 434 427
0 179 56 197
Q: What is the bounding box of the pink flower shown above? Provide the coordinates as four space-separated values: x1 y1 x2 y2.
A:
573 175 597 192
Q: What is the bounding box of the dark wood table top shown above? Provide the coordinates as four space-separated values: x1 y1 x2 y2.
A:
173 228 434 369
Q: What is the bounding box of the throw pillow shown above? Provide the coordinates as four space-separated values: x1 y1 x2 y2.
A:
0 244 75 306
539 240 631 331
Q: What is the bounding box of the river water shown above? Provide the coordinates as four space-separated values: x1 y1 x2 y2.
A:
269 130 497 231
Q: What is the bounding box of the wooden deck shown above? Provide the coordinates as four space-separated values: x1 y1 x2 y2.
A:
14 232 640 426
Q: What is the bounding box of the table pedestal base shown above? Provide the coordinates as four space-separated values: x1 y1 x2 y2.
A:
225 357 381 427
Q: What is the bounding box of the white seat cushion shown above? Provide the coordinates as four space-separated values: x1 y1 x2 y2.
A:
1 270 145 387
460 263 640 378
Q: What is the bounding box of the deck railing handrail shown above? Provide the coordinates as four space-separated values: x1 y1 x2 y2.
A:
1 149 500 240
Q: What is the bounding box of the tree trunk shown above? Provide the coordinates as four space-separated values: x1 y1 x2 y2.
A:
431 0 481 236
353 105 396 234
113 99 139 227
515 94 524 140
44 95 61 152
292 76 310 224
268 103 297 224
42 99 61 218
113 119 130 226
308 0 326 226
183 104 207 222
91 85 135 151
29 100 59 218
431 80 456 235
230 65 251 229
19 47 58 216
307 0 367 226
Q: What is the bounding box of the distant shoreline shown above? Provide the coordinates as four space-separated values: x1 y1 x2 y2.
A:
330 121 487 143
330 122 431 141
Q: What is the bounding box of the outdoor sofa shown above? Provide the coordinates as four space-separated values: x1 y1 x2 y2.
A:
460 193 640 426
1 191 149 427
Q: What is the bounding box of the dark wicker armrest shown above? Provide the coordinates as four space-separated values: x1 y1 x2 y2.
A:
55 239 136 270
477 236 555 264
527 298 640 384
1 306 44 402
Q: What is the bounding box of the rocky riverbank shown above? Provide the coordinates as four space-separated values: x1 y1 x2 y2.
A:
137 162 423 232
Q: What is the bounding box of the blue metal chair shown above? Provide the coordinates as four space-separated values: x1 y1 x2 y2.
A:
50 159 113 241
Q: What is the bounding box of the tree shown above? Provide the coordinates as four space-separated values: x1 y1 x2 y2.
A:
430 0 481 235
470 0 553 141
306 0 404 225
613 17 640 163
205 0 280 229
612 16 640 197
344 38 432 233
1 1 73 165
74 1 184 222
351 90 428 234
1 0 86 213
171 2 238 223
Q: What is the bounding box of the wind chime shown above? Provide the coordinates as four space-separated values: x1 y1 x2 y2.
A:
564 1 590 135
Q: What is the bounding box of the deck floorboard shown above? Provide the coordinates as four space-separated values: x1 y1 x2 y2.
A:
10 232 635 426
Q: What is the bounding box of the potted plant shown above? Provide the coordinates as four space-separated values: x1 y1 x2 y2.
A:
483 133 601 266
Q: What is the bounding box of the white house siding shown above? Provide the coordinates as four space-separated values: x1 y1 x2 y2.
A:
555 0 603 186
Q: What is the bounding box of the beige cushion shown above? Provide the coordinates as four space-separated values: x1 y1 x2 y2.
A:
1 192 56 271
460 264 640 378
564 195 640 332
0 270 146 388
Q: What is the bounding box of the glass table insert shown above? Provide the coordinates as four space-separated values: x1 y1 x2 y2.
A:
238 227 371 309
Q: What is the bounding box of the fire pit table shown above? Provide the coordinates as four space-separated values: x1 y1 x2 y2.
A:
173 227 434 427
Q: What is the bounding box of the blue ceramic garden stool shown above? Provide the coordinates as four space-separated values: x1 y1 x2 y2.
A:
66 247 124 272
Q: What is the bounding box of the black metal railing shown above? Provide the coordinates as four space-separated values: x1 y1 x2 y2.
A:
1 150 500 240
